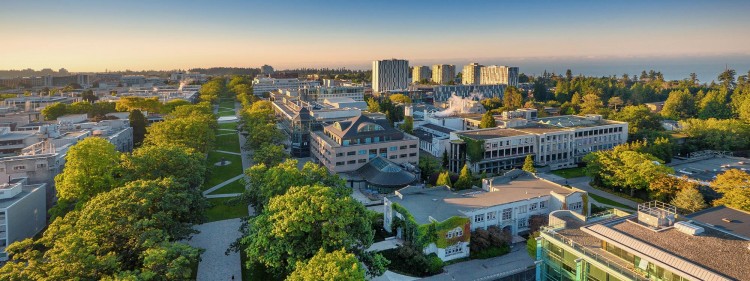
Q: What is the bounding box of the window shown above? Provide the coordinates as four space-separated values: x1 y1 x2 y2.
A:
518 205 527 214
36 163 47 169
336 152 344 157
400 154 407 158
474 214 485 223
389 155 397 159
540 201 547 209
502 208 512 220
409 144 417 148
569 202 582 210
445 227 463 239
358 150 366 155
518 219 528 229
530 203 538 211
13 165 26 171
409 153 417 157
335 162 344 166
486 211 496 220
346 151 356 156
445 243 463 256
358 159 367 163
389 146 398 151
400 145 407 150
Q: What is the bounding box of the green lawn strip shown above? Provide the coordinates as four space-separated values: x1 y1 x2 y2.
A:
215 133 241 152
202 152 243 191
205 197 248 222
550 167 587 178
588 193 635 210
219 122 239 130
217 110 236 117
207 179 246 195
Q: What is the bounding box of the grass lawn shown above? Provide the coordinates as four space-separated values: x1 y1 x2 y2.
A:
588 193 635 210
217 110 236 117
218 99 235 109
207 179 246 195
219 122 239 131
550 167 587 178
215 133 241 152
205 197 249 222
202 152 243 190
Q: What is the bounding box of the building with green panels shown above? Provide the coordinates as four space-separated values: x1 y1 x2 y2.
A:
534 202 750 281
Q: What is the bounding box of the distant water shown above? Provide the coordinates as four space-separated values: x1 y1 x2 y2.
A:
404 55 750 82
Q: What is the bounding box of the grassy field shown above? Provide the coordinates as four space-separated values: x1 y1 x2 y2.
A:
215 133 241 152
208 179 246 195
550 167 587 178
202 152 243 190
589 193 635 210
205 197 249 222
219 122 239 131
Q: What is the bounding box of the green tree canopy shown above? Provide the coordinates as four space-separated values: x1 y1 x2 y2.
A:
611 105 663 141
711 169 750 211
503 86 523 110
436 171 452 187
252 143 289 167
671 186 707 214
54 137 120 204
129 109 147 146
479 111 497 129
661 89 696 120
287 248 366 281
522 155 536 173
120 144 206 188
389 93 412 104
453 163 473 190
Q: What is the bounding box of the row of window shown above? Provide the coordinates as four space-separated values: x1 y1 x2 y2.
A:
475 202 548 223
574 126 623 138
0 163 47 172
445 227 464 239
444 243 463 256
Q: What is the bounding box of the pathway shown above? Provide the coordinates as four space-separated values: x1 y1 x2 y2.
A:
189 218 243 281
214 150 242 156
536 173 638 209
205 193 243 198
422 243 534 281
202 174 244 196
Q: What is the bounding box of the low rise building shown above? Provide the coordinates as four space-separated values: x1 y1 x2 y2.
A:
536 201 750 281
310 115 419 173
384 170 588 262
0 179 47 261
252 77 320 95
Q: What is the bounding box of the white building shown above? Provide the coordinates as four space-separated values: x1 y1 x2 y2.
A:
372 59 409 93
252 77 320 95
432 64 456 84
480 65 519 87
412 66 431 83
384 170 588 262
169 72 208 83
462 63 482 85
0 179 46 261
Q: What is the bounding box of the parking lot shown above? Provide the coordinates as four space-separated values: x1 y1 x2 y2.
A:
670 156 750 184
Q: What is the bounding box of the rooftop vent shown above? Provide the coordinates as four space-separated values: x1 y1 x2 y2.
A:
674 221 704 236
637 201 677 229
721 218 734 223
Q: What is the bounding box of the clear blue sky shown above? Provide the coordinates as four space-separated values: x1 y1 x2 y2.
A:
1 0 749 72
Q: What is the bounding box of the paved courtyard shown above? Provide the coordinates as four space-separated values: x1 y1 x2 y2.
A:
189 218 243 281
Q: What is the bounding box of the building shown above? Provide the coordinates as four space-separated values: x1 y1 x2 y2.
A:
310 115 419 173
536 201 750 281
480 65 519 87
0 179 47 261
300 86 364 103
169 72 208 83
252 77 320 95
412 123 452 157
449 113 627 174
462 63 483 85
372 59 409 93
431 84 506 102
384 170 588 262
432 64 456 84
412 66 431 83
0 127 42 156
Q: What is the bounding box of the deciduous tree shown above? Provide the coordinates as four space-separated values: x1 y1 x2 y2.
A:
287 249 366 281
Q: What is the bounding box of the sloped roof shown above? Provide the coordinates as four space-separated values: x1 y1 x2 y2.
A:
355 157 416 187
327 115 399 139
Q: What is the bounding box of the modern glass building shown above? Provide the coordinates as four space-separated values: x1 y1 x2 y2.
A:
535 202 750 281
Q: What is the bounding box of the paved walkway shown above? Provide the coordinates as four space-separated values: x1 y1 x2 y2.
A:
205 193 243 198
366 238 401 252
423 243 534 281
214 150 242 156
202 169 244 196
189 219 243 281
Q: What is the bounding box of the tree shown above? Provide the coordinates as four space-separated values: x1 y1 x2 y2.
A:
607 96 624 111
436 171 452 187
453 163 473 190
41 102 68 120
522 155 536 173
680 118 750 151
252 143 288 167
145 116 215 154
442 149 449 168
287 248 366 281
611 105 663 141
389 93 412 104
503 86 523 109
661 89 696 120
648 175 696 202
245 123 284 149
671 186 707 213
367 98 381 113
81 90 98 102
718 68 736 89
242 185 374 277
711 169 750 211
129 110 147 147
400 116 414 134
418 155 438 182
120 145 206 188
161 99 192 113
579 93 603 114
479 111 496 129
565 69 573 81
54 138 120 205
480 97 503 111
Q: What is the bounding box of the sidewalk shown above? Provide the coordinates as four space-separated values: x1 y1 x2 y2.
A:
566 176 638 209
422 243 534 281
189 219 243 281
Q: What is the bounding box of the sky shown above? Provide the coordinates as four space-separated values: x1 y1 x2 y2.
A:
2 0 750 74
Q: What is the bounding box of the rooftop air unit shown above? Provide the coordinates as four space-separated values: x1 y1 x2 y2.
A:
674 221 704 236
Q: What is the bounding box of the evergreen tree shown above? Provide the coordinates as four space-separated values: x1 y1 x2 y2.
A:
522 155 536 173
479 111 496 128
453 163 473 190
129 109 147 147
442 149 449 168
436 171 452 188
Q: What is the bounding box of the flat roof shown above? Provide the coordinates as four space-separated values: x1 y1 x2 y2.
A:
687 206 750 239
421 123 453 134
392 173 574 225
670 157 750 183
556 214 750 281
537 115 623 128
455 127 531 140
0 184 44 209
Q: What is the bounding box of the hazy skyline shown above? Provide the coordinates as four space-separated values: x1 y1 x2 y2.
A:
2 0 750 72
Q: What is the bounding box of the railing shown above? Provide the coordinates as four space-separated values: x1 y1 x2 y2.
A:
541 229 649 281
